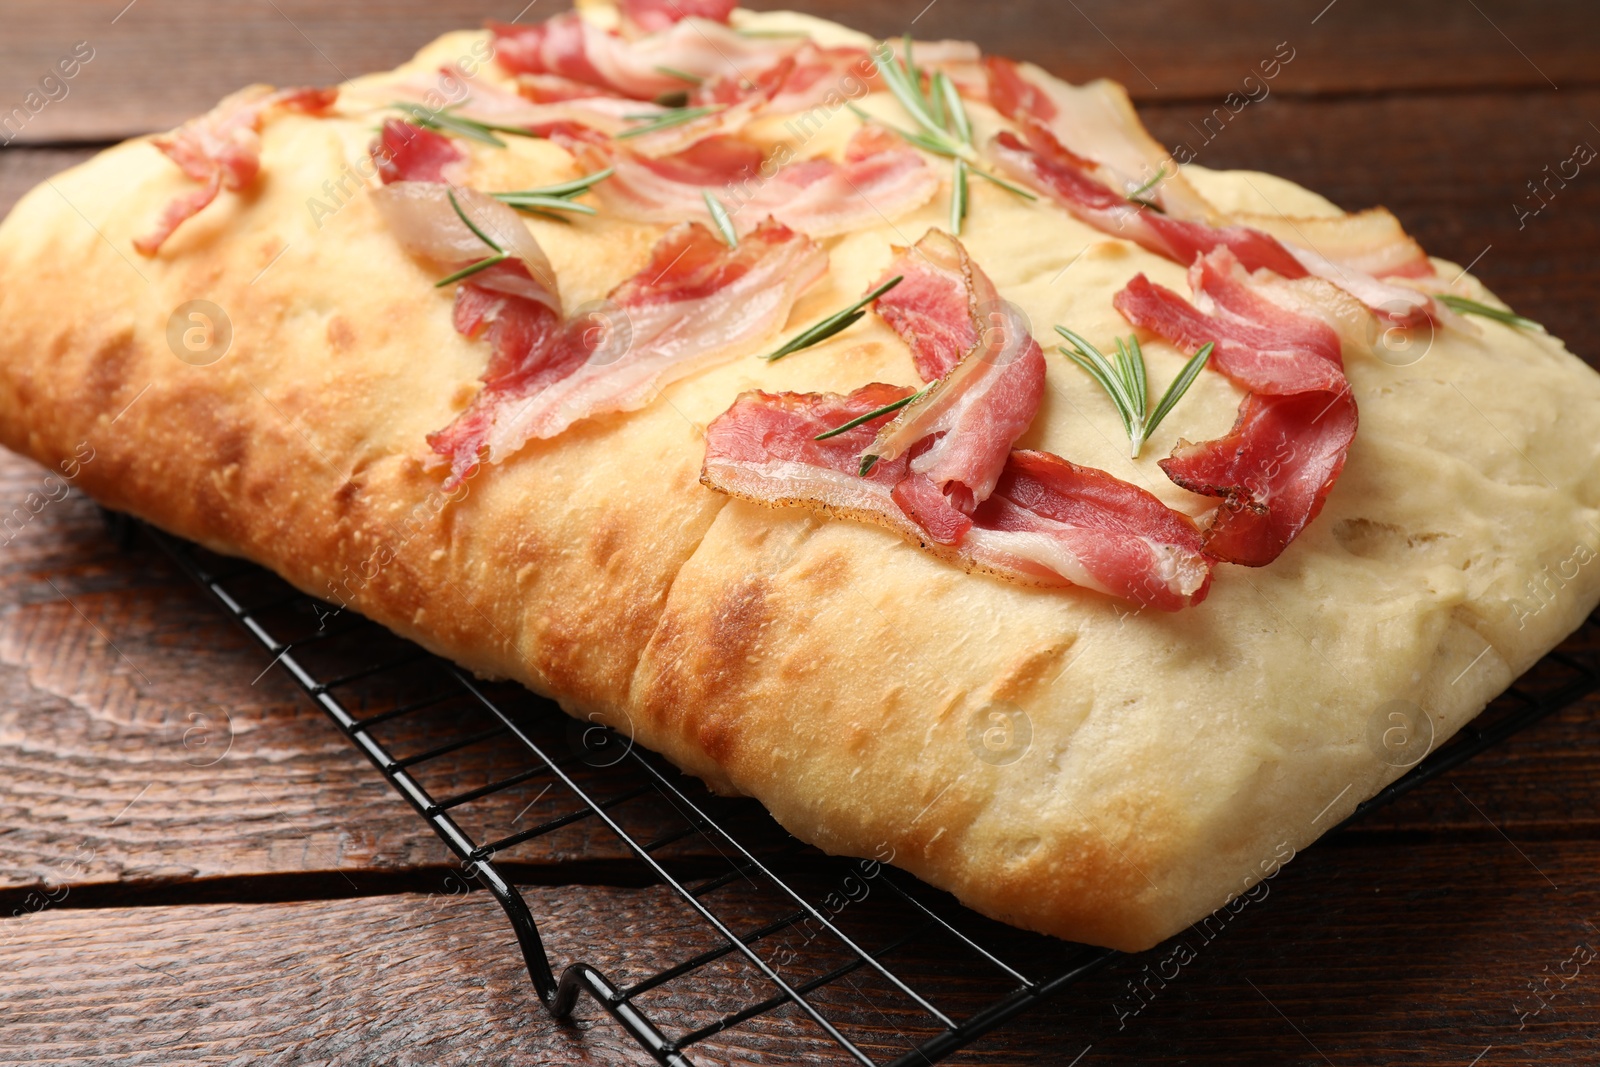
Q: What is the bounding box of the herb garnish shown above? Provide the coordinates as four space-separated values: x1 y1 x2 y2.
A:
654 65 704 85
1437 294 1543 331
1126 166 1167 209
1056 327 1213 459
703 190 739 247
815 387 929 452
850 36 1035 234
391 102 537 148
434 189 508 287
617 105 726 139
762 275 904 362
492 167 613 218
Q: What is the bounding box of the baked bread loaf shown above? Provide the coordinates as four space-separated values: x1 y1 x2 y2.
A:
1 2 1596 951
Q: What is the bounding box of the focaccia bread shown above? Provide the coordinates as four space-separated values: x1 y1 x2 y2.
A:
1 3 1597 952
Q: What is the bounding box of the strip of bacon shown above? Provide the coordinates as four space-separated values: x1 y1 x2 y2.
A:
1114 254 1344 396
490 13 803 101
865 230 1046 539
988 123 1307 277
984 56 1215 222
431 219 825 483
700 386 1212 610
369 181 561 313
1113 248 1358 566
990 122 1435 326
1159 390 1356 568
374 65 757 158
1234 208 1433 280
588 124 938 237
373 117 468 184
134 84 337 255
619 0 736 35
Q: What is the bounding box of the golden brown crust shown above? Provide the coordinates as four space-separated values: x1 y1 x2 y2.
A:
2 24 1598 951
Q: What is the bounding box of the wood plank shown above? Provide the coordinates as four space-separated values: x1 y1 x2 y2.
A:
0 445 797 903
0 0 1596 143
4 838 1597 1064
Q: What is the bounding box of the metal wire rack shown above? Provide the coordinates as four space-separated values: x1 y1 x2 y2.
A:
115 511 1600 1065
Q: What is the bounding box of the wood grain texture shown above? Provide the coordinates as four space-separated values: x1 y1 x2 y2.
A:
1 0 1597 143
4 839 1599 1066
0 448 794 906
1 2 1598 1064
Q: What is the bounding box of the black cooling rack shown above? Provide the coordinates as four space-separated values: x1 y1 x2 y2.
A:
112 510 1600 1065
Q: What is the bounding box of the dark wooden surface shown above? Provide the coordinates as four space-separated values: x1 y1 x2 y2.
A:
2 2 1598 1064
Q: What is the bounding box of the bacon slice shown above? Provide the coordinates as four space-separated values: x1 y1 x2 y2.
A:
988 124 1306 277
1113 248 1358 566
984 57 1214 221
431 219 825 483
1235 208 1433 280
1159 390 1356 568
865 230 1046 536
373 118 467 185
369 181 561 314
1113 255 1343 396
589 125 938 237
490 13 803 101
619 0 736 34
701 387 1212 610
134 84 337 255
991 123 1435 326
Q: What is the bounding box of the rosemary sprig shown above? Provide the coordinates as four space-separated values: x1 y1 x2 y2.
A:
703 190 739 247
1437 294 1543 331
435 189 508 288
1056 327 1213 459
853 38 1035 233
617 105 725 139
762 275 904 362
492 168 613 217
814 387 928 441
391 102 537 147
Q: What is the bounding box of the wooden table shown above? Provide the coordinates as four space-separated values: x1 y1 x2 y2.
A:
3 2 1598 1063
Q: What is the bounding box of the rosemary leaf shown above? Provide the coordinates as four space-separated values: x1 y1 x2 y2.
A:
703 189 739 247
936 71 971 145
814 388 925 441
448 188 503 253
1437 293 1542 330
763 275 904 362
859 454 881 476
873 41 943 136
968 166 1038 200
617 105 725 139
391 103 538 147
654 64 704 85
1056 327 1210 458
495 167 613 200
494 194 598 216
1146 343 1213 439
1126 165 1166 204
434 252 508 288
950 157 969 235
